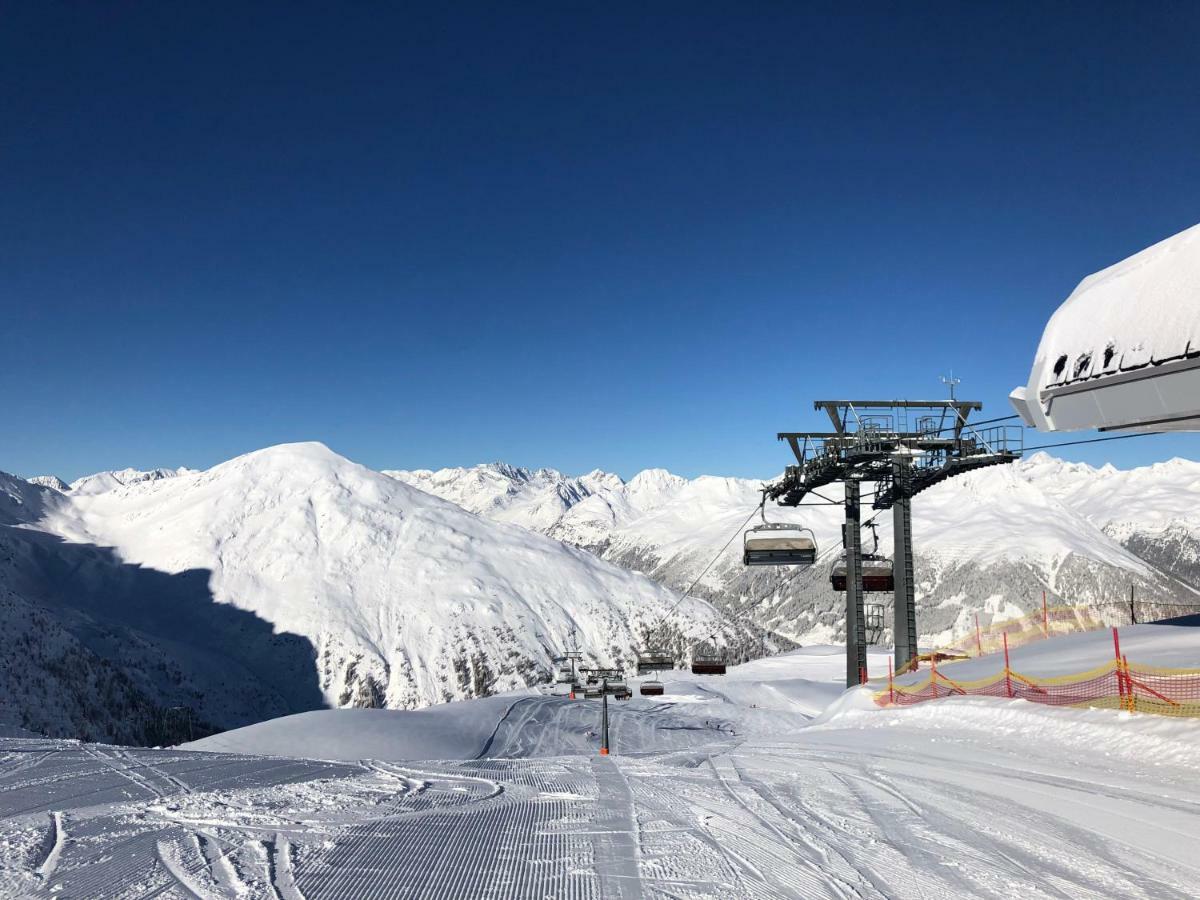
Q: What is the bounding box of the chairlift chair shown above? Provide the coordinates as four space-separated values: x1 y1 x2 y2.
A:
639 680 665 696
743 501 817 567
831 521 894 592
603 677 628 695
865 602 886 644
830 555 895 592
691 653 728 676
636 651 674 675
554 659 574 684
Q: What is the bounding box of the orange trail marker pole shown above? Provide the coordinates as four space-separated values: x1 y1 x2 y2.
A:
888 657 894 705
1003 633 1013 698
599 684 610 755
974 613 982 655
931 654 939 700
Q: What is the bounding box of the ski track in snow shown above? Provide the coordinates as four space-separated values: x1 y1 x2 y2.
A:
5 645 1200 898
3 709 1200 898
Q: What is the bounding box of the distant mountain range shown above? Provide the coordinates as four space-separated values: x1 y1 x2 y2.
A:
2 444 742 742
388 453 1200 646
8 444 1198 743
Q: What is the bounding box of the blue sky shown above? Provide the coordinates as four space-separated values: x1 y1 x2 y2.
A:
3 3 1199 481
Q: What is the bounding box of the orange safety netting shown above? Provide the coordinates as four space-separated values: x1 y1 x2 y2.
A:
890 599 1200 679
874 629 1200 718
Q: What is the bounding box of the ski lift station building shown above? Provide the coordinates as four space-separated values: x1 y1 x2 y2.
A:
1011 222 1200 434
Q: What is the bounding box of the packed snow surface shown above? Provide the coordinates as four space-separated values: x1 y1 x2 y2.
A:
4 630 1200 899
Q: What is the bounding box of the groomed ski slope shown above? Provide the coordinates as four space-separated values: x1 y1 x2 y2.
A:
2 632 1199 899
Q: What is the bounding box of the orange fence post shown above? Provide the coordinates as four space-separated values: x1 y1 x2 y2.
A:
1003 632 1013 698
974 613 982 655
931 654 939 700
888 657 894 705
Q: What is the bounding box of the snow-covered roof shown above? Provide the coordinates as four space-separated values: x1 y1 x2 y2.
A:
1012 222 1200 432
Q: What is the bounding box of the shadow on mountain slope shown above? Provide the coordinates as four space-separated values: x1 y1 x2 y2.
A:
0 524 325 745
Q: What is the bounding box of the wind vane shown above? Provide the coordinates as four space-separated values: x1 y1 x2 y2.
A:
940 371 961 401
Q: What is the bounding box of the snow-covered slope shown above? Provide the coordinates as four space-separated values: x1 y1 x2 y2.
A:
1016 452 1200 589
386 455 1200 646
6 628 1200 899
5 444 746 742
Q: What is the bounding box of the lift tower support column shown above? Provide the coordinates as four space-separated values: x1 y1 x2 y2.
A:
892 459 917 672
770 399 1022 691
844 478 868 687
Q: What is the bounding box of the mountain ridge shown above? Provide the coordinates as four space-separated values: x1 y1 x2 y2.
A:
2 443 754 741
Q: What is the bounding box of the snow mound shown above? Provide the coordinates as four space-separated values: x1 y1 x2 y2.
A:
184 697 522 761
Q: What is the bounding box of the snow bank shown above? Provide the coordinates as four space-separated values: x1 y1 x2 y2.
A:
183 696 526 761
813 695 1200 772
898 620 1200 686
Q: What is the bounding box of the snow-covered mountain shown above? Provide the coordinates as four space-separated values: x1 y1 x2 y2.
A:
385 454 1200 646
68 465 197 495
11 443 1199 745
25 475 69 491
2 444 749 742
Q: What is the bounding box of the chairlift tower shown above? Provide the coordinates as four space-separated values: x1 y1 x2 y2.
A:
768 399 1022 686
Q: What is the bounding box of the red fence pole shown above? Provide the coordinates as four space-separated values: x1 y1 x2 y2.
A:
888 657 894 705
1003 632 1013 698
1113 627 1126 710
1042 590 1049 638
1118 657 1128 715
975 613 982 655
931 654 939 700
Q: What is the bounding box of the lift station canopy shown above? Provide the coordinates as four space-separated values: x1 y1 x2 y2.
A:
1011 222 1200 433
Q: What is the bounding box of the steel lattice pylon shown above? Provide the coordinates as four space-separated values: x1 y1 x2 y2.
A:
767 399 1022 686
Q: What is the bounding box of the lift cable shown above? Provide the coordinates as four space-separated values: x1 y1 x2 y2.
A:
647 486 841 645
645 502 764 642
1022 431 1165 453
685 540 842 652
